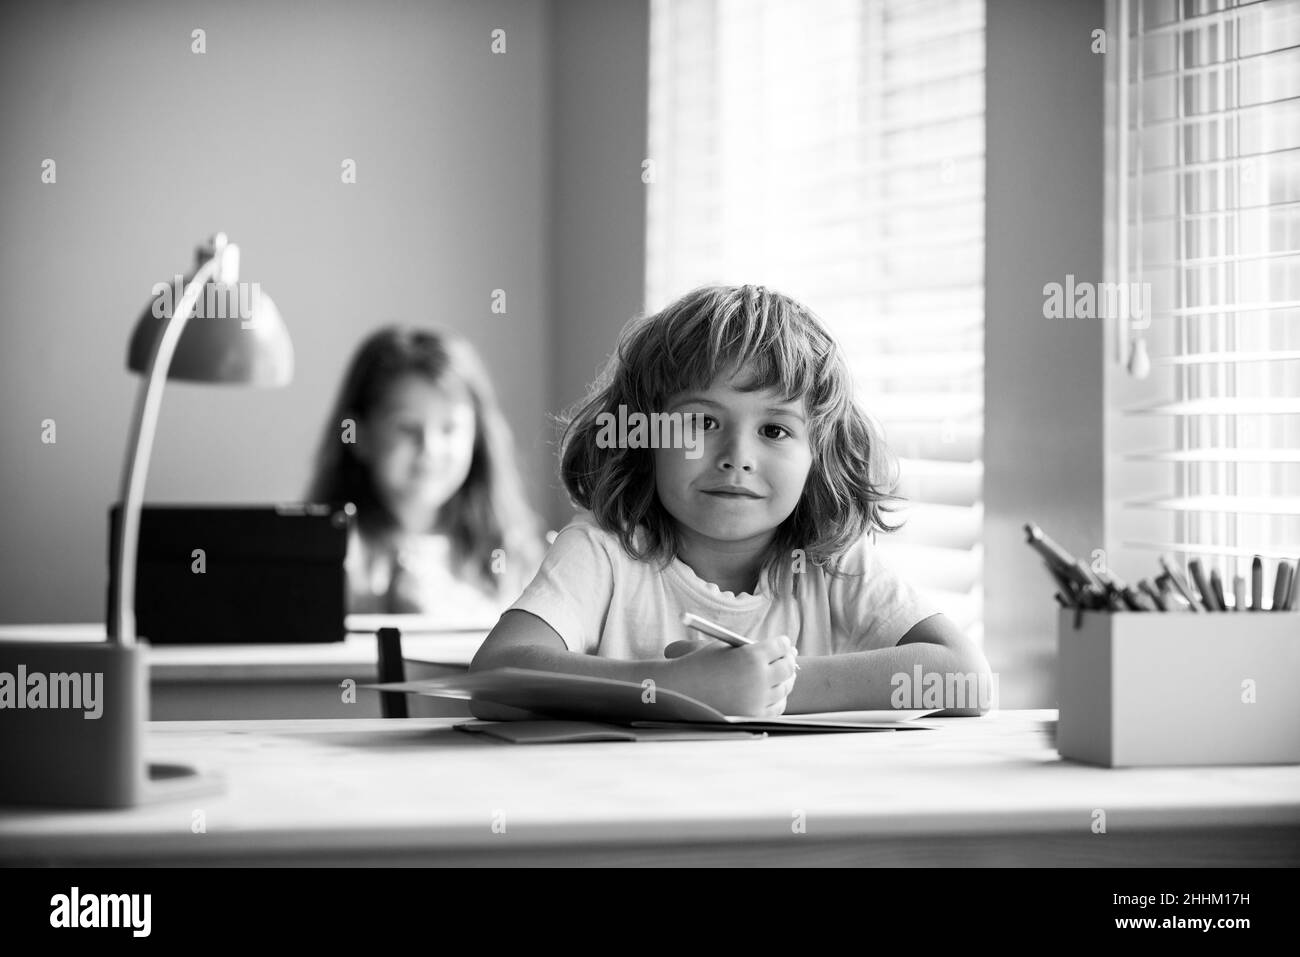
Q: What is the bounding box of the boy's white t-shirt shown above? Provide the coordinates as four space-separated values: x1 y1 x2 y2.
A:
507 513 943 659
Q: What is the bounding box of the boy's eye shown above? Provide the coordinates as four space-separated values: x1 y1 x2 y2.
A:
685 413 718 432
761 424 791 440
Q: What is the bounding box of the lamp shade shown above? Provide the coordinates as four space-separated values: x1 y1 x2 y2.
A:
128 270 293 386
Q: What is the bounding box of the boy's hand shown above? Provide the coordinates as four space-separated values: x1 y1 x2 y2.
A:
660 634 797 717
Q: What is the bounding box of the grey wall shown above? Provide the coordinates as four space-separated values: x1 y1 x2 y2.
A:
546 0 650 527
0 0 553 622
984 0 1107 708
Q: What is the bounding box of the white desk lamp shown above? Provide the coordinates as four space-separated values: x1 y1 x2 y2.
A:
0 233 293 807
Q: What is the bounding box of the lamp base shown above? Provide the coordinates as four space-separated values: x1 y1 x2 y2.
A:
0 639 148 808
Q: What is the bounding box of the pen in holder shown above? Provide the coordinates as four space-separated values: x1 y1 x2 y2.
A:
1024 523 1300 765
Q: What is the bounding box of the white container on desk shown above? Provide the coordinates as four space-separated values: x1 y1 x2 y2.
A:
1056 607 1300 767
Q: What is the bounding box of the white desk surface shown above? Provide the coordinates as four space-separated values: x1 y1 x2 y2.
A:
0 623 486 680
2 710 1297 866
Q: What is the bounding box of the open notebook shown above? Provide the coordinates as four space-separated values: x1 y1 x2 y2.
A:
366 667 938 733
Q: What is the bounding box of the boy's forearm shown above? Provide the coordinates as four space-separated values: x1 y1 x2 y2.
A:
468 641 674 721
476 640 670 685
784 643 994 715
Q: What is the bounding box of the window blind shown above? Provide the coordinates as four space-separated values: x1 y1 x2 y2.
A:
1107 0 1300 593
645 0 986 639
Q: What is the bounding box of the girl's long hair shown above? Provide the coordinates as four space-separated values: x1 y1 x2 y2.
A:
308 326 542 594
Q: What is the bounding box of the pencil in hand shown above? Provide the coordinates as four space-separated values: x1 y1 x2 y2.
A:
680 612 799 670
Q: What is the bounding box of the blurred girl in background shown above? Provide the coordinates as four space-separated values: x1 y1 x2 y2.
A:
309 326 543 622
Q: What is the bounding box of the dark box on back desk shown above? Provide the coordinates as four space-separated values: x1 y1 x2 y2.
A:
108 504 351 643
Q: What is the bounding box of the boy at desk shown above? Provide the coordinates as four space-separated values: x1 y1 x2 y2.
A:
472 285 991 718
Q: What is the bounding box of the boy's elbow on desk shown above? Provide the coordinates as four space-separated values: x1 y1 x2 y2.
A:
895 613 995 716
470 609 567 672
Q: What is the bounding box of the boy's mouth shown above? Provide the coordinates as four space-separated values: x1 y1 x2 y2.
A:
701 486 764 499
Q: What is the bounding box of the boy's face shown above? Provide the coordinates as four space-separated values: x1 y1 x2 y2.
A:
357 374 477 533
653 366 813 550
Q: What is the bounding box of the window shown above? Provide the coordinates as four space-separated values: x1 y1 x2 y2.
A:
1106 0 1300 598
645 0 987 639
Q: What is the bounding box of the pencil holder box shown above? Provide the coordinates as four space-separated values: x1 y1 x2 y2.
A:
1056 608 1300 767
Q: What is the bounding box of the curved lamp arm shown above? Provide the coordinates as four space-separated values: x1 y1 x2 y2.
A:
109 246 225 644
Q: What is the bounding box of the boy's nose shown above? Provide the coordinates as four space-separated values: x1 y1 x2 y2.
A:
717 436 756 472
